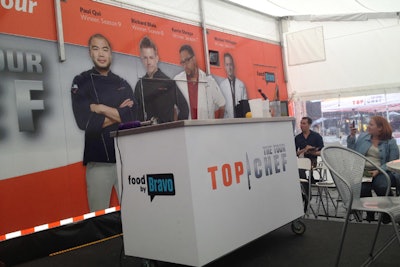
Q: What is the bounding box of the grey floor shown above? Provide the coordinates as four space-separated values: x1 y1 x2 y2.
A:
9 184 400 267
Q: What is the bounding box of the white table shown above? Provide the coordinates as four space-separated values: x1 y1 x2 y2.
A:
387 159 400 174
112 118 303 266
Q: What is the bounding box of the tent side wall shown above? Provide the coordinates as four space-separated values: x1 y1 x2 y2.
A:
283 18 400 101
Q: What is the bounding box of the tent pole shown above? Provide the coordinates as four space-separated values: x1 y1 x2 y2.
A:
199 0 211 75
54 0 66 62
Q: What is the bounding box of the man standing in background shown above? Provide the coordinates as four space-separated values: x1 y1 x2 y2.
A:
134 36 189 123
174 44 225 120
71 33 137 212
219 53 248 118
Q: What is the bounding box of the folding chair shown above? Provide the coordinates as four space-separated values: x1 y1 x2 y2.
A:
314 161 338 219
298 157 316 218
321 146 400 267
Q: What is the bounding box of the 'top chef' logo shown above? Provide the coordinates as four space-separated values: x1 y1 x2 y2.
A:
207 144 288 190
128 173 175 202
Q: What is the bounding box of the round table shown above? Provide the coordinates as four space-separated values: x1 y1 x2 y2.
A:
387 159 400 174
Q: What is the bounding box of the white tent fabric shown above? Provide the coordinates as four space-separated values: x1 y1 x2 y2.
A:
224 0 400 17
286 26 326 66
283 18 400 100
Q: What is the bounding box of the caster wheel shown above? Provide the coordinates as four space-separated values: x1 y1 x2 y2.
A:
291 220 306 235
141 259 158 267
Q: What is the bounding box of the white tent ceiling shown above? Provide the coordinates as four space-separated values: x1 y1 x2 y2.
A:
223 0 400 17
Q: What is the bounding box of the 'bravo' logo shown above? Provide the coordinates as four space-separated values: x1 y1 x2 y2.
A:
128 173 175 202
147 173 175 201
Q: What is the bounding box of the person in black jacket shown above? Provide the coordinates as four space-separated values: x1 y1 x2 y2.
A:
71 33 137 212
134 36 189 123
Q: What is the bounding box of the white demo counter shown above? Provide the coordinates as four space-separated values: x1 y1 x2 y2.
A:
112 117 303 266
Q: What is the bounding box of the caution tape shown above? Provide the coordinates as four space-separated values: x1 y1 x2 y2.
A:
0 206 121 242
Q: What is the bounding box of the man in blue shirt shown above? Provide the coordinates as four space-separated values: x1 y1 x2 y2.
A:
295 116 324 185
295 117 324 167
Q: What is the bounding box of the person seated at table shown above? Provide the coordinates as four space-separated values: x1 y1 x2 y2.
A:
295 117 324 212
347 115 400 222
295 116 324 182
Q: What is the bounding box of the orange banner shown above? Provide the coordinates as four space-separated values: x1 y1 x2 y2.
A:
0 1 57 40
60 0 205 67
207 29 287 101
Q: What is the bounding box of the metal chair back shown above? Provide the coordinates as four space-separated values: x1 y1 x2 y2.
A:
321 146 366 210
321 145 397 266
